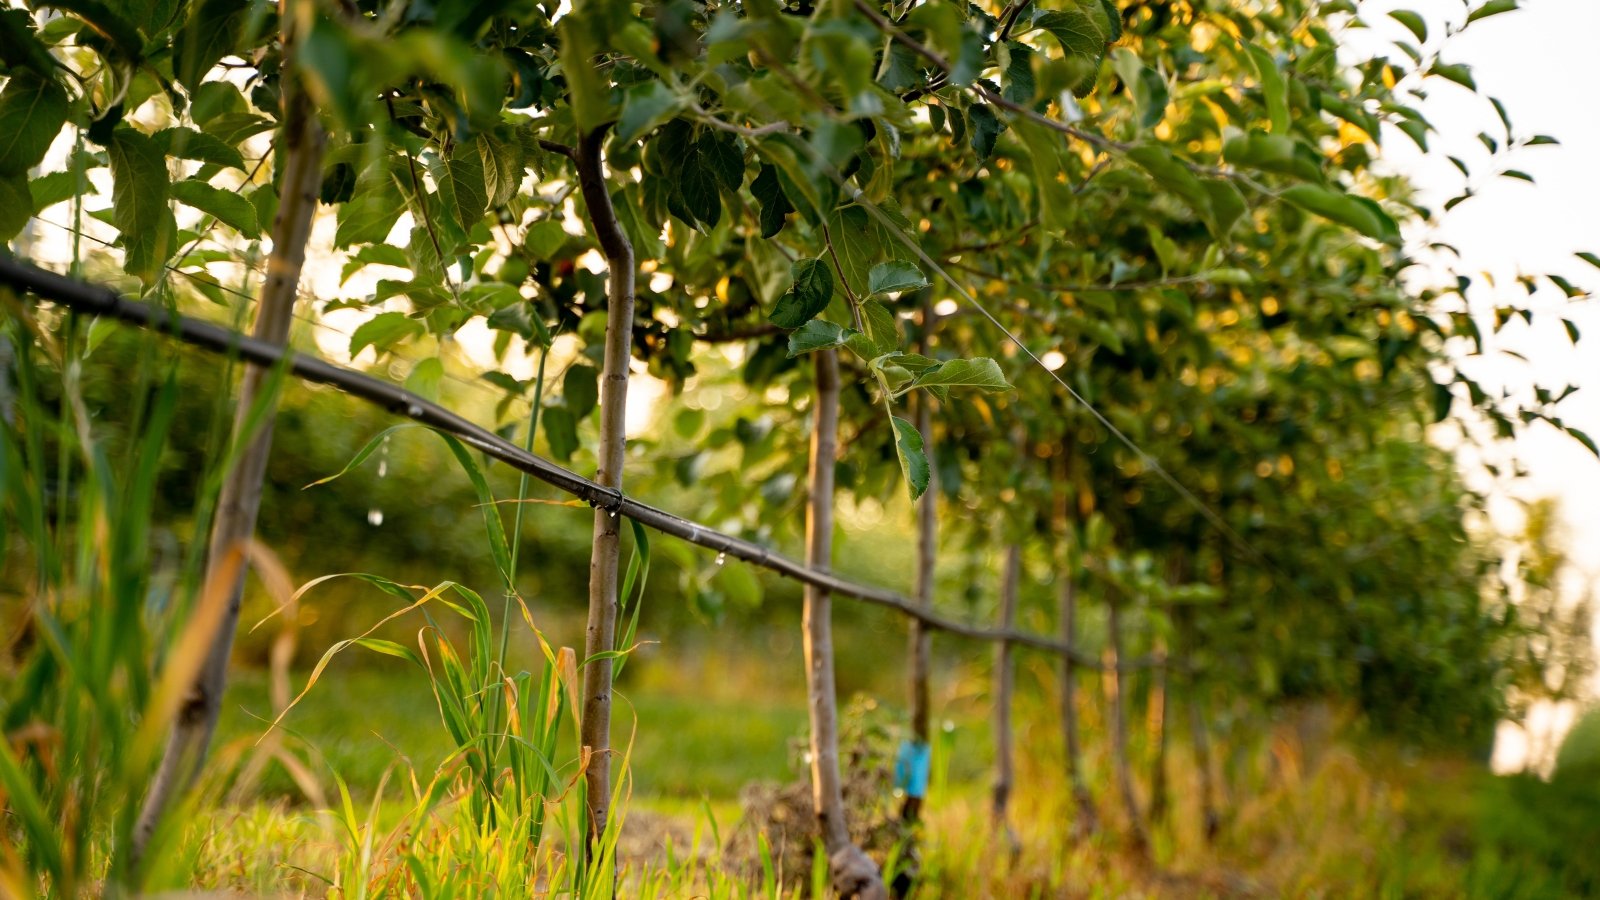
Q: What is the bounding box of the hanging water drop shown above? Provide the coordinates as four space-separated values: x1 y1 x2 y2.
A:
715 551 726 566
367 508 385 527
377 435 390 478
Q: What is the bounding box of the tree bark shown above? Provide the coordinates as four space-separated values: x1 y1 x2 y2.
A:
992 537 1020 842
1058 543 1097 836
902 299 936 825
1107 599 1148 851
575 123 635 858
805 349 885 900
1180 608 1220 841
1056 457 1097 837
130 4 324 865
1148 634 1170 823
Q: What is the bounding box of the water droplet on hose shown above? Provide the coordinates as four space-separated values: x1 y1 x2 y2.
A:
609 510 617 518
367 508 385 527
715 552 726 566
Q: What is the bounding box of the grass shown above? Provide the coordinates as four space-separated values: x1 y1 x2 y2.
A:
213 666 809 804
186 654 1600 899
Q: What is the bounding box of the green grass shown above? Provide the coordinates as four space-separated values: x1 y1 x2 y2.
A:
215 666 809 804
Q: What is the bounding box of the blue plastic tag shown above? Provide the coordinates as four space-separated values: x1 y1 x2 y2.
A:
894 739 932 799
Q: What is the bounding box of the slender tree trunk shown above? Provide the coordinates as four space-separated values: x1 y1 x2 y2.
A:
1190 685 1220 842
1106 599 1148 851
1179 607 1220 841
805 349 885 900
1058 546 1097 836
902 298 936 826
1056 457 1097 837
131 5 324 864
992 537 1020 845
1148 634 1170 823
575 124 635 858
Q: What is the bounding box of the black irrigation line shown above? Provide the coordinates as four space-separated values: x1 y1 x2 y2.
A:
0 255 1164 670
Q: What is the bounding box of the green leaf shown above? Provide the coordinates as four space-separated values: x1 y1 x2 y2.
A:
349 312 424 357
543 406 579 461
1011 117 1073 232
106 127 175 285
909 357 1013 393
0 173 29 241
868 260 928 296
1565 426 1599 459
1223 130 1323 182
28 169 79 213
341 243 410 284
615 81 681 145
1387 10 1428 43
41 0 143 61
890 415 930 501
0 9 59 76
153 126 246 171
1001 41 1036 105
1244 44 1289 133
559 18 616 134
1429 62 1477 91
1281 183 1399 244
1034 6 1107 57
1562 319 1579 345
751 163 793 238
563 364 599 420
478 130 521 209
672 128 725 229
172 178 261 237
174 0 248 89
769 258 834 329
613 184 664 259
1499 169 1534 183
862 300 900 354
786 319 857 357
1110 48 1168 129
1576 251 1600 271
405 357 443 401
824 205 892 297
335 157 406 248
0 72 68 176
437 138 488 232
967 102 1006 161
1466 0 1517 25
1127 144 1238 240
1432 380 1453 422
203 112 275 147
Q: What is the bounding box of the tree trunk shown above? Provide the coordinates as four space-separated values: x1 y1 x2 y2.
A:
1106 600 1148 851
805 349 885 900
1180 608 1220 841
902 299 936 826
131 5 324 865
1058 549 1097 836
1055 458 1097 837
575 123 635 859
992 538 1020 843
1148 635 1170 823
